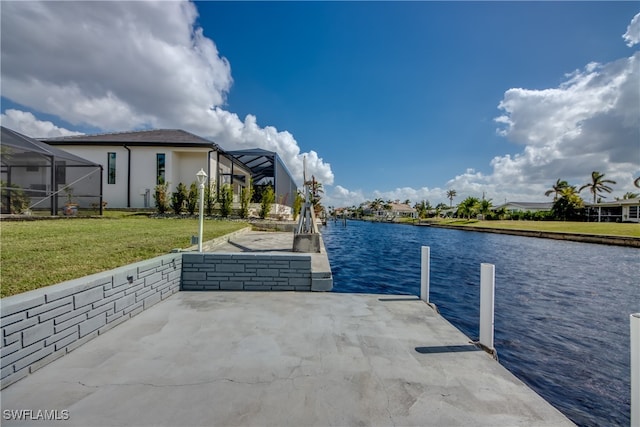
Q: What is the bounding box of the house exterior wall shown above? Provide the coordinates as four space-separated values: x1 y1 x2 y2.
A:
624 205 639 222
51 146 215 208
586 200 640 223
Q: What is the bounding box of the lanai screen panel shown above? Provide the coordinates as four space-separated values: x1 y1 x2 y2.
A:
228 149 298 208
274 154 297 207
1 127 102 214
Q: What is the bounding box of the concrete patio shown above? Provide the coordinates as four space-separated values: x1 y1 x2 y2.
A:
1 291 573 426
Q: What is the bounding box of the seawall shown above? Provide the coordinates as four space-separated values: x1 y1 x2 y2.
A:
428 223 640 248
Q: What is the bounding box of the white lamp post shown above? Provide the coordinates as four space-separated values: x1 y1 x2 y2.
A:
196 168 208 252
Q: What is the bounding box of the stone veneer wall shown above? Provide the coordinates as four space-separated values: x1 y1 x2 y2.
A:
0 253 182 389
181 253 312 291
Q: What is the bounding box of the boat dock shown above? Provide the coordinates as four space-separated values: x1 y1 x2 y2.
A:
1 231 574 426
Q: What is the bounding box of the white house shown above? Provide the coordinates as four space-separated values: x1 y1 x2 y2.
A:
364 201 417 220
585 198 640 223
43 129 252 209
492 201 554 213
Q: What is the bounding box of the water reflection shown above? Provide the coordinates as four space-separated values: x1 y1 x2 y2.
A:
322 220 638 426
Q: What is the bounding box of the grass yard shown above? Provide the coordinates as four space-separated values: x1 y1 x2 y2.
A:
1 213 248 297
431 219 640 237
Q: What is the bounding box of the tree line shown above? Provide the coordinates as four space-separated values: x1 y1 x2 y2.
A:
448 171 638 221
331 171 639 222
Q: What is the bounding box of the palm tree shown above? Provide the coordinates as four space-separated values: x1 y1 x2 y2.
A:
618 192 640 200
478 199 493 219
413 200 431 219
446 189 457 207
545 179 569 201
370 198 383 213
579 171 616 204
635 176 640 188
457 196 480 219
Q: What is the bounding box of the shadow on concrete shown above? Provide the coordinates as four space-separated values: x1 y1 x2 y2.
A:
378 296 419 302
415 344 481 354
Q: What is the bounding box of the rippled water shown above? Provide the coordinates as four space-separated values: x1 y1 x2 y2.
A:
322 220 639 426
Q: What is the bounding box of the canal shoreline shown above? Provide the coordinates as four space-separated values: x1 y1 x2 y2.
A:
338 218 639 248
425 222 640 248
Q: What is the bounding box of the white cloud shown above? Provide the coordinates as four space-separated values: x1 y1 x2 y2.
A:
332 44 640 207
490 52 639 201
0 109 83 138
323 185 367 208
623 13 640 47
0 0 333 186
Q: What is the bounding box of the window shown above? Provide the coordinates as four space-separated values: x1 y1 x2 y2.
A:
55 161 66 184
107 152 116 184
630 206 639 219
156 153 166 184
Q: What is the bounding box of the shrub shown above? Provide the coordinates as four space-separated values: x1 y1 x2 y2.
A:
259 185 275 219
204 181 216 216
154 180 170 214
293 191 304 221
239 180 253 219
170 183 188 214
186 182 198 215
0 182 30 214
219 184 233 218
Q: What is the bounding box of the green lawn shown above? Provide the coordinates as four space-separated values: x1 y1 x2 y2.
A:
1 213 248 297
429 219 640 237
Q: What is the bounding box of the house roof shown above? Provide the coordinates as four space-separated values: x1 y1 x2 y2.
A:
42 129 221 150
388 203 416 212
585 198 640 207
1 126 100 166
493 202 553 211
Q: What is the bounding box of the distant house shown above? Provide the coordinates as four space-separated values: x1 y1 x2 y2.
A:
492 201 553 214
585 198 640 223
364 201 417 220
43 129 256 209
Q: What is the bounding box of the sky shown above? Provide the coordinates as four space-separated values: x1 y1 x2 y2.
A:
1 1 639 208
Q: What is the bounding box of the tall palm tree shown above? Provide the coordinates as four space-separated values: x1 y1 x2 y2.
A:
579 171 616 204
545 179 569 201
634 176 640 188
446 189 457 207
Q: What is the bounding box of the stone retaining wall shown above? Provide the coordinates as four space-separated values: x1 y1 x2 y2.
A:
181 253 312 291
1 246 326 389
0 253 182 389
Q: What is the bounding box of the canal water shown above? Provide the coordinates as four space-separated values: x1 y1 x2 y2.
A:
321 220 638 427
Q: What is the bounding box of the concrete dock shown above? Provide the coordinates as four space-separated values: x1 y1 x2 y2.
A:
1 231 574 426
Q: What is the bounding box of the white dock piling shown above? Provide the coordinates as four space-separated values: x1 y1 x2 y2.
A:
632 313 640 427
479 263 495 353
420 246 430 303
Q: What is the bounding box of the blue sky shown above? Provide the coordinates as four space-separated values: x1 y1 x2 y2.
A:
2 1 639 207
